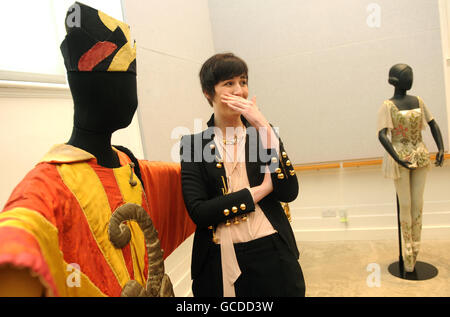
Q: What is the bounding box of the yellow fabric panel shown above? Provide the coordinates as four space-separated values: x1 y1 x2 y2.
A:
107 43 136 72
113 167 147 287
0 208 106 297
40 144 94 164
57 162 131 288
128 221 147 287
113 166 142 206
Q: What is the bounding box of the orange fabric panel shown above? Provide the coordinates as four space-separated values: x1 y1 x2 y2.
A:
138 161 196 259
3 163 68 228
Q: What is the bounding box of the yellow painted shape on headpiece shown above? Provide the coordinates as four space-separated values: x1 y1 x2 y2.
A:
97 10 136 72
108 43 136 72
98 10 131 42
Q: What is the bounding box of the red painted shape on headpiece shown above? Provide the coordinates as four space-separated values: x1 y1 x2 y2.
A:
78 41 117 71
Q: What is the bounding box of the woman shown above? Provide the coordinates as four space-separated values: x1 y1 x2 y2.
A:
180 53 305 297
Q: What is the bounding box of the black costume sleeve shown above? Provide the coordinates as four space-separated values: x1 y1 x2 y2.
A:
180 135 256 229
266 136 299 203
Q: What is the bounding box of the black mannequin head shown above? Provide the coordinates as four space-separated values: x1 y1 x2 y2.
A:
67 71 137 133
388 64 413 91
61 2 138 134
61 2 138 167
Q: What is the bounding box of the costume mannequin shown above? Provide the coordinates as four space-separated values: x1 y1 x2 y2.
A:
0 2 194 296
378 63 444 272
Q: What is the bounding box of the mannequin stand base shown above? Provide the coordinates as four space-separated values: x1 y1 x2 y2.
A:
388 261 438 281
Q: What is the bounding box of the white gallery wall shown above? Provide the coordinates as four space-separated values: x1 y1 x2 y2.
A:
0 91 72 207
439 0 450 136
122 0 215 162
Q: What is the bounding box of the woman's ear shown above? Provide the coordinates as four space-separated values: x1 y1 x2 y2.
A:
204 91 214 107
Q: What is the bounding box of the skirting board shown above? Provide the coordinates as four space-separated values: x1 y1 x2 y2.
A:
290 201 450 241
294 226 450 242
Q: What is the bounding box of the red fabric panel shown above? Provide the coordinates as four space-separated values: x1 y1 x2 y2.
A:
78 41 117 71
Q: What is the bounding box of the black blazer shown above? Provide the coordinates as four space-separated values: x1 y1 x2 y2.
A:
180 114 299 280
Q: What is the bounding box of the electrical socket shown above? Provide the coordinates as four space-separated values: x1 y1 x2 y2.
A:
322 209 336 218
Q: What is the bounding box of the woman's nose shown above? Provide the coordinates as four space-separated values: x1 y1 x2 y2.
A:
232 84 243 96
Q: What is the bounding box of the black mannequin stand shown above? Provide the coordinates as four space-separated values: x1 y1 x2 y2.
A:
388 195 438 281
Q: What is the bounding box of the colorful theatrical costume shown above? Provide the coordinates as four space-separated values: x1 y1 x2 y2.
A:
378 97 433 178
0 2 195 296
377 96 433 272
0 144 194 296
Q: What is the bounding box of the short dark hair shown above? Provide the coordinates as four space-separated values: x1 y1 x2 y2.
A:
199 53 248 107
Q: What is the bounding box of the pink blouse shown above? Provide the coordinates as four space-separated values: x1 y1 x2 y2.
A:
213 126 277 297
